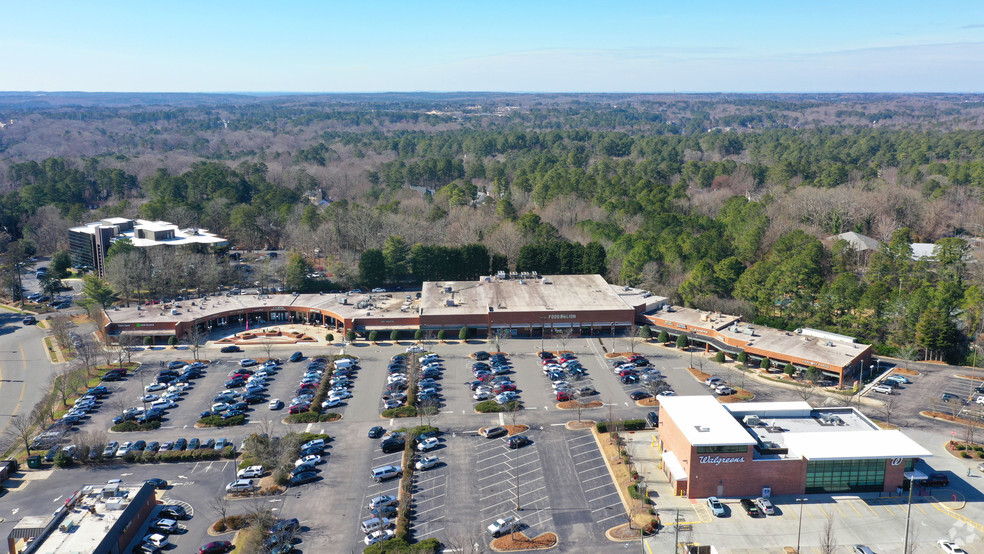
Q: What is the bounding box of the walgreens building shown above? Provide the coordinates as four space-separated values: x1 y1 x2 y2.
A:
654 396 932 499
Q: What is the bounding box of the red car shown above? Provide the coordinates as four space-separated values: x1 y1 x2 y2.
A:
198 541 233 554
619 368 637 377
493 383 517 393
556 391 572 402
288 404 310 414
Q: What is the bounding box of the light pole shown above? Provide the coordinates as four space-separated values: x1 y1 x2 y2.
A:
903 475 917 553
795 497 807 553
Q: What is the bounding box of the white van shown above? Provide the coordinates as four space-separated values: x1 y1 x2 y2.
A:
360 516 391 534
370 464 403 482
335 358 355 369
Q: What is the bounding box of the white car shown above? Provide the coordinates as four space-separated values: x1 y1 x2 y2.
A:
938 540 969 554
755 497 775 515
150 518 178 532
144 383 167 392
487 516 518 537
406 345 426 353
225 479 256 493
295 455 323 466
237 465 265 478
705 377 724 387
872 385 894 395
415 455 439 470
706 496 726 517
364 529 395 545
115 441 133 457
268 398 282 410
139 394 160 403
167 382 191 392
323 397 344 408
416 437 440 451
142 533 169 548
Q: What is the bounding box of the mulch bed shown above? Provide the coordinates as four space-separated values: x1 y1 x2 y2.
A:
607 522 654 540
566 420 595 430
637 397 660 407
557 400 603 410
491 531 558 551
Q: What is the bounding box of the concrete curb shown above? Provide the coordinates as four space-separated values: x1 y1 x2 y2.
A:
489 532 559 552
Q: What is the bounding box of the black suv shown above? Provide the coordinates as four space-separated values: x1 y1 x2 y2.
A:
739 498 760 517
646 411 660 428
381 437 405 453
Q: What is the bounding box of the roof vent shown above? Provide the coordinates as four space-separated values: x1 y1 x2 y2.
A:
694 425 711 433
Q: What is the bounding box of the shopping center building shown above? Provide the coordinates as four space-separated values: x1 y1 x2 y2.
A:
643 306 872 387
654 396 932 499
99 273 663 343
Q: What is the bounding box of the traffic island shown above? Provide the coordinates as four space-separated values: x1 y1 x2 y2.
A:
565 420 595 430
490 531 558 551
605 522 657 541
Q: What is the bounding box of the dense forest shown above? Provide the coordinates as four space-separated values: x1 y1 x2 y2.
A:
1 92 983 363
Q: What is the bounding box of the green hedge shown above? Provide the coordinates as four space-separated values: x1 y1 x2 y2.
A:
111 420 162 432
133 446 234 464
284 412 341 423
628 484 642 499
197 414 247 427
382 406 418 418
596 419 647 433
363 536 441 554
474 400 522 413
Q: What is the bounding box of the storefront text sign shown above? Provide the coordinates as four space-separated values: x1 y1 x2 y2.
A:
698 455 746 465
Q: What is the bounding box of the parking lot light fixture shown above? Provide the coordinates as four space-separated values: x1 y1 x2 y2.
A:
795 498 807 553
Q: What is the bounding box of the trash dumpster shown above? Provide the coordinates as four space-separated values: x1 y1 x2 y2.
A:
26 455 42 469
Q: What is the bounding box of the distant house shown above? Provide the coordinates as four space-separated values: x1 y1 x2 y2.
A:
823 231 880 252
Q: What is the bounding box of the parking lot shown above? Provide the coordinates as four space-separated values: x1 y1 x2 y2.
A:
474 430 554 540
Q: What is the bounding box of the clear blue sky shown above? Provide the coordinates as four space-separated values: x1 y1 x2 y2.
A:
3 1 983 92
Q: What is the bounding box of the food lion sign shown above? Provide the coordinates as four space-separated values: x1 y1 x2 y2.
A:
698 455 746 465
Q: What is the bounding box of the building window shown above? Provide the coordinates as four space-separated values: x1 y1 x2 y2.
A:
806 459 885 493
696 445 748 454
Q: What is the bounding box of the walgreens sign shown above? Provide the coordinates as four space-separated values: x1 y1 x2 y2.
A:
698 455 746 465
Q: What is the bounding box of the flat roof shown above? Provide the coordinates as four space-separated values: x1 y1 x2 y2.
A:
70 218 228 247
106 291 417 327
420 274 636 318
783 430 932 461
720 323 869 369
647 307 740 332
657 396 757 447
34 483 149 554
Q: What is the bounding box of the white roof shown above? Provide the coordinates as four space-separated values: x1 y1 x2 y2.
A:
657 396 756 447
783 430 932 461
911 243 937 260
827 231 880 252
725 401 812 418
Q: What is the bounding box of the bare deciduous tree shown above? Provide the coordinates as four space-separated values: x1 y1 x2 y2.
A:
818 509 836 554
7 415 35 455
184 325 207 361
48 314 73 355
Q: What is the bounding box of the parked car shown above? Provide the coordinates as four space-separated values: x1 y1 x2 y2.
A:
646 411 659 428
142 534 169 548
924 472 949 487
706 496 726 517
238 465 265 478
937 540 969 554
755 497 775 515
368 494 399 509
739 498 760 517
415 455 440 470
872 385 894 394
226 479 257 493
506 435 531 449
480 426 507 438
417 437 440 451
368 426 385 439
220 345 241 353
289 471 319 486
487 516 518 537
628 390 651 401
198 541 233 554
160 504 187 519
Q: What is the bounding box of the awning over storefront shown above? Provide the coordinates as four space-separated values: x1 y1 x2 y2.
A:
118 329 176 336
662 451 688 482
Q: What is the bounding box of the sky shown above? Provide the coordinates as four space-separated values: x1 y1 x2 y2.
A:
3 1 984 93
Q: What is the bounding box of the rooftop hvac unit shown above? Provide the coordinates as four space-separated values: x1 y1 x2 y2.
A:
444 286 452 293
519 279 525 285
531 271 538 276
823 341 833 347
446 299 455 307
743 415 761 426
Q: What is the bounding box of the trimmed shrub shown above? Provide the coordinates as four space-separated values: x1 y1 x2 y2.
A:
167 336 177 346
714 351 725 363
414 329 423 341
382 406 418 418
369 330 379 342
364 536 441 554
285 412 340 423
111 420 162 432
390 329 400 342
437 330 446 342
760 357 772 369
345 330 356 342
325 333 334 343
962 452 972 459
638 326 652 339
628 484 641 499
54 450 74 468
597 419 647 433
676 334 689 349
143 336 153 346
657 330 669 343
197 414 246 427
784 362 795 376
737 351 748 364
458 326 470 341
474 400 521 413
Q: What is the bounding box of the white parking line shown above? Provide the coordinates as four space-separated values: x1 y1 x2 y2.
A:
584 483 612 493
